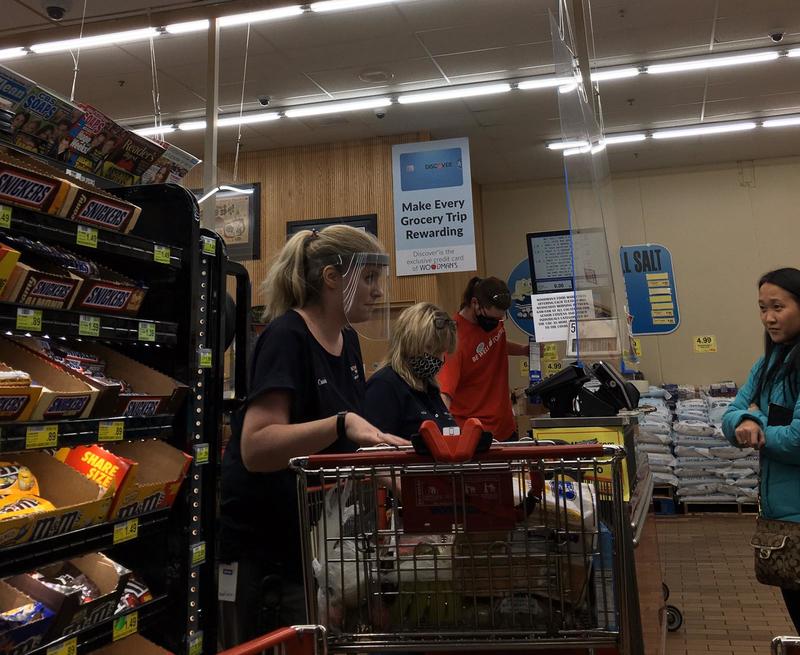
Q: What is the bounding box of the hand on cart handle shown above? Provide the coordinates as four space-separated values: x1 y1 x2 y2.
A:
343 411 410 448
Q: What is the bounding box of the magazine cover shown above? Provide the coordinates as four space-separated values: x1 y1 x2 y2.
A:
64 103 120 172
141 140 201 184
99 130 165 186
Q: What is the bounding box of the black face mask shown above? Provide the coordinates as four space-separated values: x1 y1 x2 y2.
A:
408 353 444 380
476 311 500 333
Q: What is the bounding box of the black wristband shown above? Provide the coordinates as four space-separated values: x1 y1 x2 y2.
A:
336 411 348 441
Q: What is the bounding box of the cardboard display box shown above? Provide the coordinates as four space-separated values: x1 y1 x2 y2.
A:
0 338 97 420
90 634 173 655
0 580 56 655
1 259 84 310
9 553 131 640
73 343 187 417
0 242 20 297
0 452 110 548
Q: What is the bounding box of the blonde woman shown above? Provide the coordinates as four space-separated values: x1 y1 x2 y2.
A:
220 225 407 644
365 302 458 439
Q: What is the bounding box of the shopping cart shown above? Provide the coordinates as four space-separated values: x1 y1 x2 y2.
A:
291 437 642 653
218 625 327 655
773 636 800 654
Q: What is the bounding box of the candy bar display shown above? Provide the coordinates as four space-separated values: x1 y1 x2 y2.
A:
30 565 101 605
115 575 152 614
0 463 39 497
0 580 55 655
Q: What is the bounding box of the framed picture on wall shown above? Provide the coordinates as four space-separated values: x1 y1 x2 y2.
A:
285 214 377 240
193 183 261 261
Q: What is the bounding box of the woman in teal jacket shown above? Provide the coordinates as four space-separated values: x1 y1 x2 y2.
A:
722 267 800 632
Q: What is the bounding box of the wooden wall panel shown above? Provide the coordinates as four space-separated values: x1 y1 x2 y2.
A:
185 132 486 370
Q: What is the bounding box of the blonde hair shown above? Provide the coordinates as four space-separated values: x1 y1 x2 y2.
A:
261 225 385 322
386 302 457 391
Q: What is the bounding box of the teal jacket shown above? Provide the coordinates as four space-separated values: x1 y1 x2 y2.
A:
722 355 800 522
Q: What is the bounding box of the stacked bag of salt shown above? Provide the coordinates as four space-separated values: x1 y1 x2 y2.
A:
636 387 677 486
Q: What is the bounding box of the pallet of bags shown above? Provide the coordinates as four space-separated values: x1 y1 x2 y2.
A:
637 389 677 485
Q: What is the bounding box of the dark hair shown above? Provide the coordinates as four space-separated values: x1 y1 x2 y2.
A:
460 276 511 311
752 267 800 403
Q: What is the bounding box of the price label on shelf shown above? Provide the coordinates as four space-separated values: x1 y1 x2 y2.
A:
76 225 98 249
79 314 100 337
194 443 210 466
112 611 138 641
47 637 77 655
201 236 216 256
113 518 139 545
188 632 203 655
198 348 212 369
542 343 558 359
0 204 11 229
543 359 563 378
153 245 171 264
138 321 156 342
632 337 642 359
99 420 125 442
16 307 42 332
693 335 718 354
25 425 57 449
191 542 207 567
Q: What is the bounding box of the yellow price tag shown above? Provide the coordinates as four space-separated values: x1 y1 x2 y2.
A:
188 633 203 655
16 307 42 332
113 518 139 544
543 360 563 377
0 205 11 229
99 420 124 442
138 321 156 342
632 337 642 358
47 637 77 655
76 225 98 249
191 542 206 567
79 314 100 337
519 359 529 378
201 237 216 256
693 335 718 353
542 343 558 358
112 611 138 641
198 349 212 369
194 443 210 465
26 425 58 449
153 245 171 264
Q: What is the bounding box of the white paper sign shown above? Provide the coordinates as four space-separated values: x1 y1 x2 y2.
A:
391 137 477 276
531 290 594 342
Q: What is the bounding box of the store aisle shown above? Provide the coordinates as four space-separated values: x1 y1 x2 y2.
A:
658 515 795 654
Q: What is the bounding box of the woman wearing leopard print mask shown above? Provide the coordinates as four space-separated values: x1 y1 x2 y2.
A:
365 302 458 439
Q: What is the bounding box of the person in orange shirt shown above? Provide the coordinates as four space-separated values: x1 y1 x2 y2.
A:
439 276 529 441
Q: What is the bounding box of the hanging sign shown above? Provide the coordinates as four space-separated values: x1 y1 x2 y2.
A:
506 259 534 337
392 137 476 276
619 244 680 335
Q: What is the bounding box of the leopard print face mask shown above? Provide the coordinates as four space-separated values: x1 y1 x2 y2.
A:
407 353 444 380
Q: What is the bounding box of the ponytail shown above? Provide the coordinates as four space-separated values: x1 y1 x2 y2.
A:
460 276 482 310
459 276 512 311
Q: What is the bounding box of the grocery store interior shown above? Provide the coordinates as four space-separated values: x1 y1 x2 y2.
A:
0 1 798 655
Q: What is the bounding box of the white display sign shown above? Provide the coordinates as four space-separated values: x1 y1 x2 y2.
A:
531 290 595 342
391 137 477 276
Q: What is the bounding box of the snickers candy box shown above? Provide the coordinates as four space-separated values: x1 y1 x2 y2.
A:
72 264 147 317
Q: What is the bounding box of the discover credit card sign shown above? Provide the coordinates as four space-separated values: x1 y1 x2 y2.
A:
391 137 477 276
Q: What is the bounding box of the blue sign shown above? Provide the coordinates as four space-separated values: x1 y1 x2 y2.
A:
619 243 680 335
506 258 534 337
399 147 464 191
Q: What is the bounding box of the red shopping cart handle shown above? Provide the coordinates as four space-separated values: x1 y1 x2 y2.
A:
219 627 312 655
418 418 486 462
296 441 609 468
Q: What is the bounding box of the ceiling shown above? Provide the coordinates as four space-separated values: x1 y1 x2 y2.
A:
2 0 800 184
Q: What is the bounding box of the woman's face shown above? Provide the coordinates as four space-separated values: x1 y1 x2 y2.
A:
348 265 385 323
759 282 800 344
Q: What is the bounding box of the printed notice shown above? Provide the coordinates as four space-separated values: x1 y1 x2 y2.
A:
531 290 594 343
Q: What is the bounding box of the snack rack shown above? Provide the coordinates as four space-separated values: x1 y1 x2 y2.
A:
0 145 231 655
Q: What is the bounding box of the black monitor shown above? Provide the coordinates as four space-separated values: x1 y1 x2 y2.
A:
527 364 590 417
591 361 640 411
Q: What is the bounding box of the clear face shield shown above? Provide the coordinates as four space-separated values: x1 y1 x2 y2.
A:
340 252 392 340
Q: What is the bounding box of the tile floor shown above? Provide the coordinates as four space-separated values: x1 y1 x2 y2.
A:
657 514 796 654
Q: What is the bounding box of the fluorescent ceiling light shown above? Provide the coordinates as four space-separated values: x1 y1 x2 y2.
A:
0 47 28 61
219 112 281 126
398 83 511 105
165 20 210 34
563 142 606 157
517 76 577 90
178 120 207 131
285 97 390 117
788 48 800 58
603 133 647 144
591 67 639 82
133 125 175 137
647 50 779 75
590 142 606 154
546 140 589 150
31 27 159 54
219 5 304 27
762 115 800 128
652 121 757 139
310 0 400 10
558 83 578 94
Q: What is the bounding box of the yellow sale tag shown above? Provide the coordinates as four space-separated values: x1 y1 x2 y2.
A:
542 343 558 358
632 338 642 358
16 308 42 332
26 425 57 449
154 245 171 264
76 225 98 249
543 360 563 377
201 237 216 256
138 321 156 342
519 359 529 377
79 314 100 337
112 611 138 641
194 443 210 465
0 205 11 229
113 518 139 544
198 349 212 369
99 420 124 442
693 335 717 353
191 542 206 567
47 637 77 655
188 633 203 655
